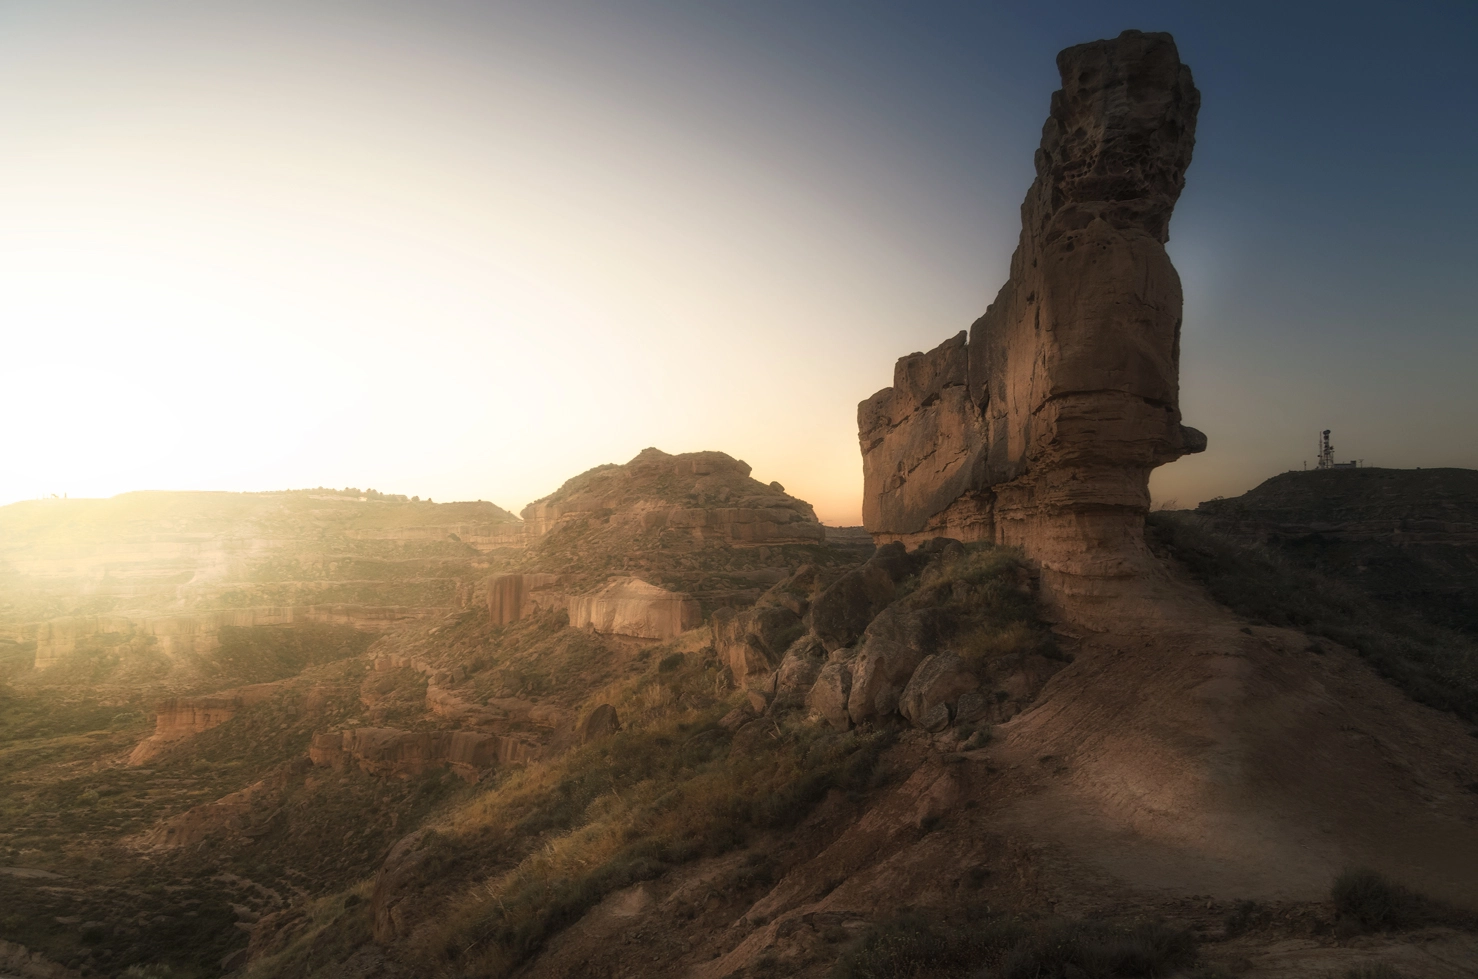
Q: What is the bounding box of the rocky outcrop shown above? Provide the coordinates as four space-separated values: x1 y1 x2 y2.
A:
128 697 240 765
568 577 701 640
487 573 565 626
774 635 827 706
859 30 1204 615
712 604 805 689
897 653 979 732
522 449 825 548
0 939 80 979
806 660 853 730
810 542 930 652
128 682 286 765
577 703 621 744
308 727 535 779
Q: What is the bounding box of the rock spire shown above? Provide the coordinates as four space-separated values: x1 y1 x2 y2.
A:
859 30 1205 615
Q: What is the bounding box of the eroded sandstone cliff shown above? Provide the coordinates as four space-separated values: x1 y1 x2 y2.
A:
859 30 1205 614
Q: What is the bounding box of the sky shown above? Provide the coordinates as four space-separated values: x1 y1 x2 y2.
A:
1 1 1474 524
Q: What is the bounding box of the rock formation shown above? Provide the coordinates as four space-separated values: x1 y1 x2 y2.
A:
576 703 621 744
127 682 284 765
568 577 701 640
486 573 565 626
521 448 824 548
859 30 1204 613
308 727 534 779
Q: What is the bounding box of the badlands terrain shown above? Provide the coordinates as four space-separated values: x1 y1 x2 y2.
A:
4 28 1478 979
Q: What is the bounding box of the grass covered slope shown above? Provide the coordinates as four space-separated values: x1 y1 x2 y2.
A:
240 543 1066 979
1148 510 1478 722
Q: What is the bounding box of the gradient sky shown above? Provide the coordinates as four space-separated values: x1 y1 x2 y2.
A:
2 1 1474 524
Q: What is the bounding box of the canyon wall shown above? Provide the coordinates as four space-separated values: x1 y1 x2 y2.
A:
567 577 701 640
486 573 565 626
859 30 1205 614
308 727 536 779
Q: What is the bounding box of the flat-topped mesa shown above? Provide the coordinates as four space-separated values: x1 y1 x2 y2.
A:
860 30 1205 614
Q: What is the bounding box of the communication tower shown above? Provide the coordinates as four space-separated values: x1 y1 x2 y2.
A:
1315 430 1360 470
1317 430 1334 469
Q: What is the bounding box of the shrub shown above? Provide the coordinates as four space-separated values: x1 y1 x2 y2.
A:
1222 900 1261 936
1344 965 1403 979
1331 868 1429 933
408 703 895 978
832 913 1197 979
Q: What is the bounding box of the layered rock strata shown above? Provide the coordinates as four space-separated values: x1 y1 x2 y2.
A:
128 682 285 765
486 573 565 626
521 448 824 548
308 727 535 779
859 30 1205 613
568 577 701 640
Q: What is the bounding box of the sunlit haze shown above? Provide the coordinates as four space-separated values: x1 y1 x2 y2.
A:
3 1 1475 523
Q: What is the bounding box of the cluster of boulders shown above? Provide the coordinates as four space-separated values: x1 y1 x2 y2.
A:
713 539 1062 735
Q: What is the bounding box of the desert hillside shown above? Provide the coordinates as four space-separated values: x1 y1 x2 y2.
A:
3 28 1477 979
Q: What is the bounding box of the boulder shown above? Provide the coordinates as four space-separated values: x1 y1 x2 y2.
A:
898 653 979 730
844 604 953 725
372 831 431 942
807 661 853 730
954 690 991 725
754 564 823 618
711 604 804 688
578 703 621 744
857 31 1205 611
774 636 826 705
810 563 895 652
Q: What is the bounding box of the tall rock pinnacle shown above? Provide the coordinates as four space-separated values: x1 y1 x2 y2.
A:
859 30 1204 617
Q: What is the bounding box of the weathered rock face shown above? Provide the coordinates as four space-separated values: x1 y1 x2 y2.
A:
810 542 927 652
897 653 979 732
577 703 621 744
521 448 824 548
859 30 1204 612
308 727 533 779
568 577 702 639
711 603 805 688
487 573 565 626
127 683 283 765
